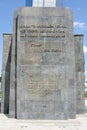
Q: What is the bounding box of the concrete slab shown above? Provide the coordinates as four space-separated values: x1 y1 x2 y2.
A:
0 100 87 130
0 113 87 130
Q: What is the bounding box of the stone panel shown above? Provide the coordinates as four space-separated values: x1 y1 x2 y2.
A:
74 35 85 114
15 7 76 119
1 34 12 114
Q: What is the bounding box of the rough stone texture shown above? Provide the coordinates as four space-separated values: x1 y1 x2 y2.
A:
1 34 12 114
15 7 76 119
74 35 85 114
1 7 85 119
9 12 18 118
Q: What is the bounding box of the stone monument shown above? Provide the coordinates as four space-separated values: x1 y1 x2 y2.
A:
1 0 85 119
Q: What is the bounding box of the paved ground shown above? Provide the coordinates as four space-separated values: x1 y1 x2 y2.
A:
0 100 87 130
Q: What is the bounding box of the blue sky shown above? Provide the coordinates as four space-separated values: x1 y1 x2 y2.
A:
0 0 87 80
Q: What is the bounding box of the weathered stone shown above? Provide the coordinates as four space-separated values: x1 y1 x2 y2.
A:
74 35 85 114
1 7 85 119
1 34 12 114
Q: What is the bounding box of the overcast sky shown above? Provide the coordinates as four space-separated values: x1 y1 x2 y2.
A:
0 0 87 80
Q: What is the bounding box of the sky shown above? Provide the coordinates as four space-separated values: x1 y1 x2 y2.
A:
0 0 87 81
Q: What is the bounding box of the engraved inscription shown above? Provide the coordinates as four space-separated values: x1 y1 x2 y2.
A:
19 25 66 43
